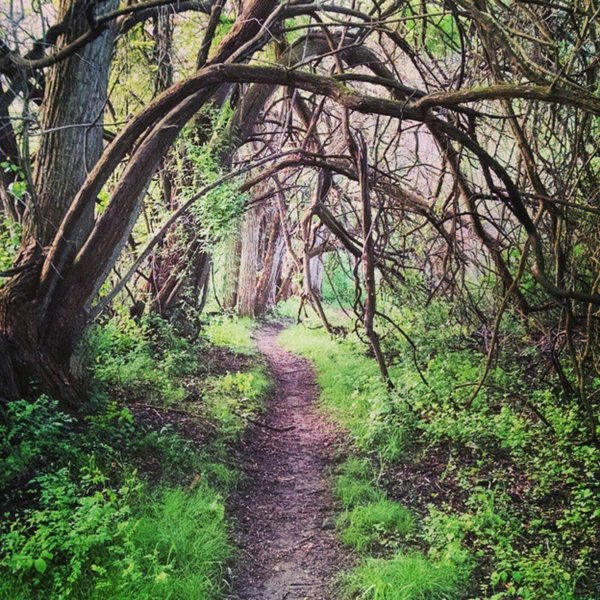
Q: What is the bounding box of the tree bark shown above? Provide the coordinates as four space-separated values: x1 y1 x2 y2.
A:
0 0 119 405
222 232 242 309
0 0 279 404
31 0 118 248
255 205 285 315
237 204 263 317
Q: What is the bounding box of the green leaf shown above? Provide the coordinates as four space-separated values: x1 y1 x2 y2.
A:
34 558 47 574
512 571 523 584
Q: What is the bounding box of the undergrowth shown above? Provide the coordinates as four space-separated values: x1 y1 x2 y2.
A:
0 314 266 599
280 304 599 600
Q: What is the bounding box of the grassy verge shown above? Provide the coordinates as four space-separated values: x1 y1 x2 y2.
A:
279 326 469 600
280 318 599 600
0 314 268 599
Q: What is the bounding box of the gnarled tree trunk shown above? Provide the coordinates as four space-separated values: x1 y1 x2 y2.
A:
0 0 118 405
0 0 279 405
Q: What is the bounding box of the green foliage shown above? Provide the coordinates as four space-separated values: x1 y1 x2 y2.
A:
0 216 21 275
0 313 272 600
0 393 234 598
87 313 201 405
334 458 385 509
1 465 139 599
205 315 255 354
322 252 356 306
205 368 270 439
178 109 247 243
279 327 414 460
400 3 461 57
338 500 414 553
281 292 599 599
423 492 584 600
0 160 27 203
342 553 465 600
0 468 229 599
0 397 74 488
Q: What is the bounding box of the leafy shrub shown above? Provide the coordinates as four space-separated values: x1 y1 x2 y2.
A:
88 316 190 405
0 468 230 599
0 397 74 488
1 464 139 599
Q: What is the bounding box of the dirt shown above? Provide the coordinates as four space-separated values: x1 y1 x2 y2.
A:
228 324 348 600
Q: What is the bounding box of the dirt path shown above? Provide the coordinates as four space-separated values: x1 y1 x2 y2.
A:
228 325 347 599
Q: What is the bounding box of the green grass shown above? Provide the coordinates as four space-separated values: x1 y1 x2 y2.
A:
0 313 271 600
279 323 468 599
274 297 349 328
339 499 415 553
204 367 271 439
334 458 384 509
279 326 411 460
119 485 231 599
0 478 231 600
204 315 255 354
342 553 464 600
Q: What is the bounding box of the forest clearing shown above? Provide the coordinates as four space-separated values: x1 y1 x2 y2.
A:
0 0 599 598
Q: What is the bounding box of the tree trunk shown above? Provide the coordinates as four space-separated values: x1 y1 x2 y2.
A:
0 0 279 404
0 0 118 405
222 231 242 309
0 243 86 405
31 0 118 248
237 204 263 317
308 229 325 299
255 206 285 315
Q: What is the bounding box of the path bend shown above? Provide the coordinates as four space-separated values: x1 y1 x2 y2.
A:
229 324 347 599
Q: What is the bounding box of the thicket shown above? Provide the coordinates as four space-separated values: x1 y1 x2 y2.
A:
0 315 267 599
280 291 600 600
0 0 598 598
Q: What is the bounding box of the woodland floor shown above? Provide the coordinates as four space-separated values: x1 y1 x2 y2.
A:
228 325 349 599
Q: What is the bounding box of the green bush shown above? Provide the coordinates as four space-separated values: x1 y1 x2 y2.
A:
280 307 599 598
0 468 230 599
0 397 75 488
88 316 192 405
0 312 271 600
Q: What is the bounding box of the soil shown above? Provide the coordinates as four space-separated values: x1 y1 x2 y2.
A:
228 324 349 600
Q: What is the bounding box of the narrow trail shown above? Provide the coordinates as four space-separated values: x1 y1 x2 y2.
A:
228 325 347 599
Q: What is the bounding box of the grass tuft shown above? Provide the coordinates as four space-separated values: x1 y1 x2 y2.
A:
205 316 255 354
339 499 415 553
334 457 384 509
342 553 463 600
